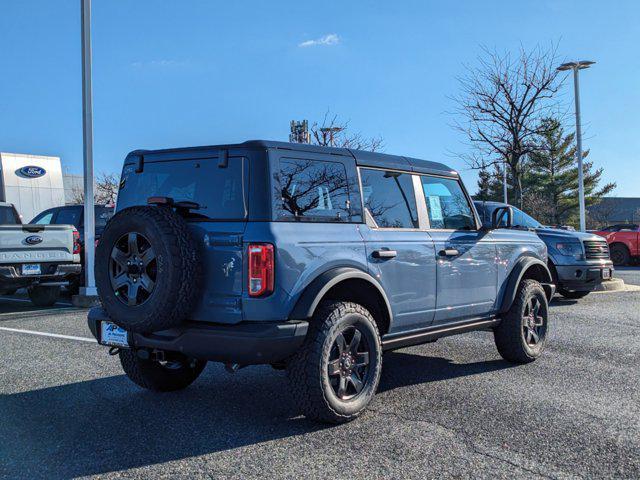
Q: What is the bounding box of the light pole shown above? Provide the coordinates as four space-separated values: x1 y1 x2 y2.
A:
80 0 97 297
557 60 595 232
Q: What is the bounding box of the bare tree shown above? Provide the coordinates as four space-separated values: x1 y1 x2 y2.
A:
452 44 564 207
70 172 120 205
310 111 383 152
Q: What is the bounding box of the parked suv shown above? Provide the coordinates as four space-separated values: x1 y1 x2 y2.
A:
475 201 613 299
88 141 555 423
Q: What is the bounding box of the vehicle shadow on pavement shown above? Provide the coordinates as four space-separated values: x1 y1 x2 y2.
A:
0 353 516 479
379 352 515 393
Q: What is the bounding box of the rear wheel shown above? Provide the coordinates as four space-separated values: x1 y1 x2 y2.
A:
494 279 549 364
28 286 60 307
287 301 382 424
119 349 206 392
610 244 630 266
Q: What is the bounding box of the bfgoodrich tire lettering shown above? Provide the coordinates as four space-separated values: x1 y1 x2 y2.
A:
494 279 549 363
286 301 382 424
95 206 201 333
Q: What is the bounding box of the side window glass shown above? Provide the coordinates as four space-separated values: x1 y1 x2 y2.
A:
34 211 54 225
360 168 418 228
278 158 350 222
420 176 475 230
55 208 82 227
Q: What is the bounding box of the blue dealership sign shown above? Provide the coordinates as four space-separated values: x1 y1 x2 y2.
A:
18 166 47 178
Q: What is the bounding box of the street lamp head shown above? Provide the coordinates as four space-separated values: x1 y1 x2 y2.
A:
557 60 596 71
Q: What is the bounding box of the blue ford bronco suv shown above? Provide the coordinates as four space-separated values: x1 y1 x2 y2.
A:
89 141 555 423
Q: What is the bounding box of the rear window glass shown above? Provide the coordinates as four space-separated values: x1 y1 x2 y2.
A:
360 168 418 229
0 206 20 224
277 158 351 222
117 157 247 220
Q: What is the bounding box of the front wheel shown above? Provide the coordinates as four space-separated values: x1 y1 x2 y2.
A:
287 301 382 424
610 244 630 266
558 288 590 299
494 279 549 364
119 349 206 392
28 286 60 307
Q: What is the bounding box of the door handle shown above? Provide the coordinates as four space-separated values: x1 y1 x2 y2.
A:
438 248 460 257
372 249 397 259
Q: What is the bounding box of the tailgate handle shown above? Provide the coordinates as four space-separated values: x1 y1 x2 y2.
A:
372 249 397 259
22 224 45 232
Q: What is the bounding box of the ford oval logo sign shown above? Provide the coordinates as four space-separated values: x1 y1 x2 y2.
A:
25 235 43 245
18 166 47 178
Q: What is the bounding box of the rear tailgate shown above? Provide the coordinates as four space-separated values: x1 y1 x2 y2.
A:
0 224 76 264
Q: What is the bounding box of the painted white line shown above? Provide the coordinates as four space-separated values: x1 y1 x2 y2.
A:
0 326 95 343
0 296 73 306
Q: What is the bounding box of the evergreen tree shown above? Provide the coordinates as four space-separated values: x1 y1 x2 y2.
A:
524 118 616 226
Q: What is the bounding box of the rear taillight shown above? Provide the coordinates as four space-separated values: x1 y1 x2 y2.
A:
73 230 81 255
248 244 274 297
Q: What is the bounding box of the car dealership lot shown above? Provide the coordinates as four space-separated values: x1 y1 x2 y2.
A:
1 280 639 479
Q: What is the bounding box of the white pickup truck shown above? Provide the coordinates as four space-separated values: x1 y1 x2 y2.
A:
0 202 81 306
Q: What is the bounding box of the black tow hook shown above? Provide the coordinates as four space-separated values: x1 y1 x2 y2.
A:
108 346 121 356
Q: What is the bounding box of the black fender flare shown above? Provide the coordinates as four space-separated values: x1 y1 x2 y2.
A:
289 267 393 325
499 257 555 313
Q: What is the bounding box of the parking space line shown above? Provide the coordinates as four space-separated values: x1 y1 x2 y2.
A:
0 296 73 306
0 326 95 343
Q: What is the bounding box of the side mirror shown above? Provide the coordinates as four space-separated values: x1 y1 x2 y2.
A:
491 206 513 229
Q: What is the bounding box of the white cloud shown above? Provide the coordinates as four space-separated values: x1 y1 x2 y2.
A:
298 33 340 48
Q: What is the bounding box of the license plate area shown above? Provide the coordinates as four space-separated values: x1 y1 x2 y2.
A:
22 264 41 275
100 321 129 348
602 269 611 280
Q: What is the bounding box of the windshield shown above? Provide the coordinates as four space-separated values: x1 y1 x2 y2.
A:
117 157 248 220
0 206 20 225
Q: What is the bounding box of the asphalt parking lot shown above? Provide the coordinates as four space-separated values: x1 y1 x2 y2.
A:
1 270 639 479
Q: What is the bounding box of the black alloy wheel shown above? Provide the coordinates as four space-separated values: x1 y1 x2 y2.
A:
110 232 157 306
522 296 546 347
327 325 371 400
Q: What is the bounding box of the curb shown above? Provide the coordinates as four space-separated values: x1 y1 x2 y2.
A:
591 278 640 293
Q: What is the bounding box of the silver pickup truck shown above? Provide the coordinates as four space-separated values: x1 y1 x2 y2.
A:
0 202 81 306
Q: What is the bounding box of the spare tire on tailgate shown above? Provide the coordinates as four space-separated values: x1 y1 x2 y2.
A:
95 206 201 333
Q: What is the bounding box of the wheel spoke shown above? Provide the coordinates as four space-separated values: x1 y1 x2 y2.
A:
140 247 156 267
348 329 362 355
139 273 155 293
349 372 364 394
111 248 129 269
127 283 139 306
525 327 533 344
127 232 139 256
532 299 540 317
112 272 129 289
335 333 347 354
530 329 540 344
328 359 341 376
337 374 348 398
534 314 544 327
355 351 369 367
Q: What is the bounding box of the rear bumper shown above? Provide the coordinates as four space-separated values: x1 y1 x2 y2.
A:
555 262 614 291
87 307 309 365
0 263 81 288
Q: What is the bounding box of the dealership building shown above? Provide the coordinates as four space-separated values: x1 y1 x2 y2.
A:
0 152 82 222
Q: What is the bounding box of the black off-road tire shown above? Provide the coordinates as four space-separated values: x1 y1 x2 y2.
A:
95 206 201 333
119 349 206 392
558 288 590 299
610 244 630 266
28 286 60 307
286 301 382 424
494 279 549 364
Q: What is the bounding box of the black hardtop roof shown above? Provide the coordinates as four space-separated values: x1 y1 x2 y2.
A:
127 140 457 177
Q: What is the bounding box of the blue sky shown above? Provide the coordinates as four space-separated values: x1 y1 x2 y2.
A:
1 0 638 195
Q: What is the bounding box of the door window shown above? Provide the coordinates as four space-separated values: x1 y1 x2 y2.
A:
420 176 475 230
360 168 418 228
